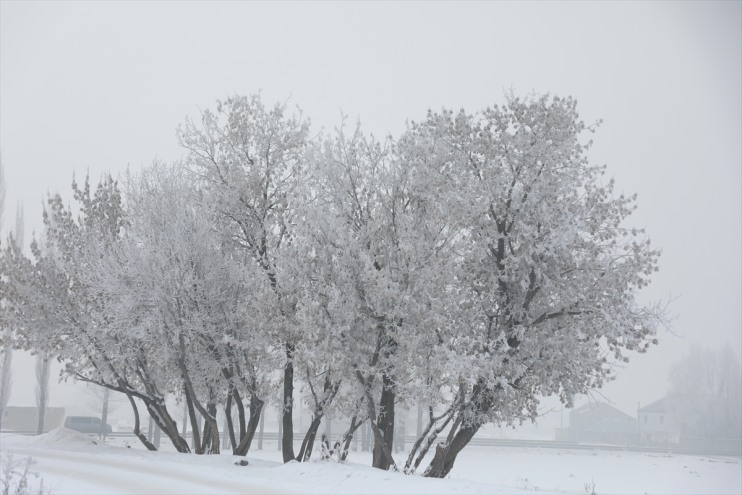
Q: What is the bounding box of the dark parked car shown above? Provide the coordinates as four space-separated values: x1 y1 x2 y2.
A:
64 416 112 434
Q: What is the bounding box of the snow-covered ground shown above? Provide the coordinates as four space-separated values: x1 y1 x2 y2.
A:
1 429 740 494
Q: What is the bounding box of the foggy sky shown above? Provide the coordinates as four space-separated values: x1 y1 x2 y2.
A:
1 1 740 417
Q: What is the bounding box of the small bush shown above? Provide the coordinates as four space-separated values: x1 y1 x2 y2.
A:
0 454 49 495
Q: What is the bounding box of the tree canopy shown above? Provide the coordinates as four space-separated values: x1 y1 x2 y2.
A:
0 93 664 477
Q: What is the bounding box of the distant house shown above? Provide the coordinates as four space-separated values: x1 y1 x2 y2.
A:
0 406 65 433
638 397 681 445
569 402 636 445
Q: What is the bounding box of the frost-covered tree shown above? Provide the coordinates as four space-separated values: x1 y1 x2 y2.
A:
178 95 311 461
0 345 10 431
294 122 463 469
8 205 52 436
398 95 662 477
0 165 279 456
0 160 7 431
95 165 220 452
0 158 5 231
0 175 172 451
291 126 399 466
669 344 742 438
96 164 279 455
0 197 22 430
0 93 663 478
86 385 124 440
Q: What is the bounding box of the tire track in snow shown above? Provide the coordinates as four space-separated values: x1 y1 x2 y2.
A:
6 446 293 494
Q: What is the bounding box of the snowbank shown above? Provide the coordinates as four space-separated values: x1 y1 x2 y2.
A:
1 432 739 494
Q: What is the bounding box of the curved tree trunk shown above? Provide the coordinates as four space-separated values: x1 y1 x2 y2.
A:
200 402 220 455
87 375 187 453
423 423 481 478
145 399 191 453
233 395 264 456
184 386 202 454
297 374 341 462
339 415 362 462
423 379 495 478
297 416 323 461
177 342 220 454
124 391 157 451
404 403 457 473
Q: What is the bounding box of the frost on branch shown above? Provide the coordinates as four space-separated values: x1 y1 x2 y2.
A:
0 93 664 475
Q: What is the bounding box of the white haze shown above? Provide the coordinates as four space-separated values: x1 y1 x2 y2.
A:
0 1 740 420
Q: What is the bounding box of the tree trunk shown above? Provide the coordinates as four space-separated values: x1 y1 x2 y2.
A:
221 414 230 450
201 402 220 455
281 342 296 462
35 354 50 435
181 400 188 438
233 396 263 456
36 404 47 435
339 415 362 462
368 414 396 470
0 346 13 431
100 388 109 441
232 388 246 441
405 405 456 473
424 423 481 478
145 399 190 453
153 421 161 449
258 404 265 450
297 416 323 462
372 373 396 470
225 393 236 449
124 391 157 451
396 409 406 453
201 411 211 452
361 421 369 451
209 422 220 454
416 404 423 439
355 369 394 468
184 387 202 454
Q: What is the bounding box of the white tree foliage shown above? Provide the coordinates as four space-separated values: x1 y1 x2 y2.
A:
177 95 311 461
0 200 22 430
0 159 8 429
0 94 664 475
402 96 662 477
0 159 5 232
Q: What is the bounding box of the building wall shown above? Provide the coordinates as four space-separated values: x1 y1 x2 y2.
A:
569 403 637 444
0 406 65 432
639 411 681 444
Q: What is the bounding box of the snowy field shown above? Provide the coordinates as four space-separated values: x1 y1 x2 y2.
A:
1 429 740 495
